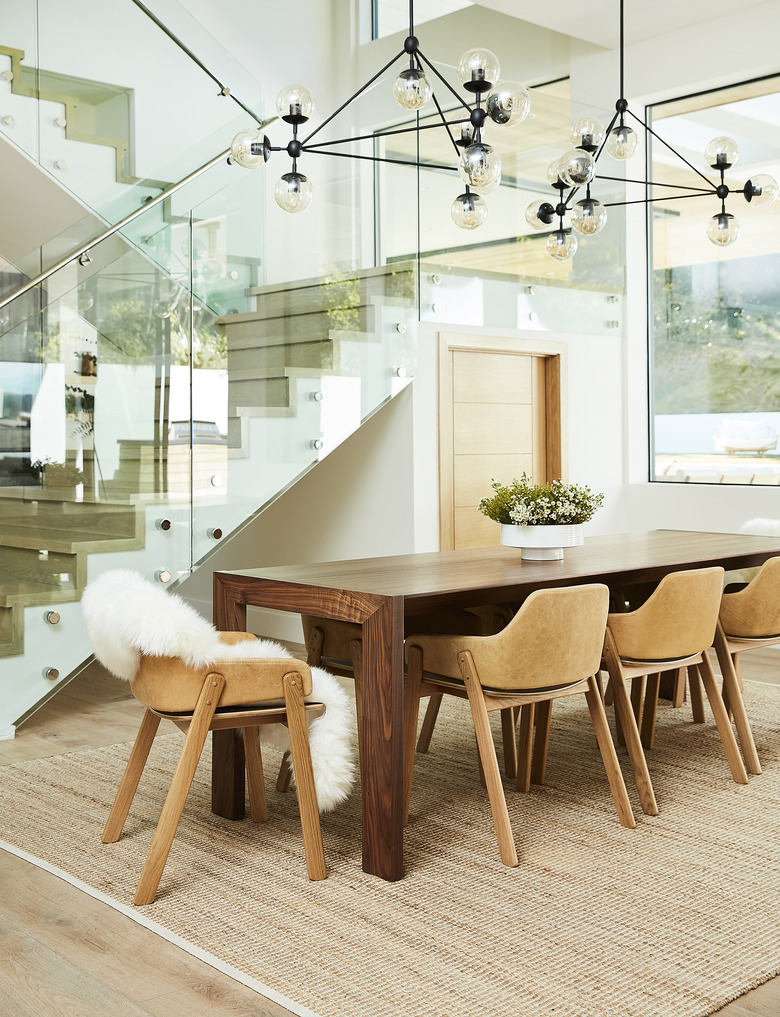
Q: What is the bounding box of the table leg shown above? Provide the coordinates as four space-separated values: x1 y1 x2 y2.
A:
361 596 405 881
212 578 247 819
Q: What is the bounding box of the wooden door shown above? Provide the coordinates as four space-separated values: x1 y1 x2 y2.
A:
439 333 566 550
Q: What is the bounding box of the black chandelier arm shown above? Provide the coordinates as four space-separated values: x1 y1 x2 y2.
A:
301 115 470 151
301 47 408 146
623 107 717 190
428 81 463 159
592 108 621 163
415 48 473 115
600 190 720 209
303 146 457 172
595 173 715 194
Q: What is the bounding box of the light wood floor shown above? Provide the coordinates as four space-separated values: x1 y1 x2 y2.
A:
1 654 779 1017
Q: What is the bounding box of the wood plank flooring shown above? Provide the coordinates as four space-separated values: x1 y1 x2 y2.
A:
1 652 779 1016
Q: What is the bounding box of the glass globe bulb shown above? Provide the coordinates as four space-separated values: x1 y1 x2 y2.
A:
704 135 739 170
458 142 501 194
230 128 267 169
393 68 432 110
525 200 554 230
456 122 480 148
485 81 531 128
745 173 779 207
274 172 313 213
545 229 578 261
457 48 500 93
606 124 637 160
451 191 488 229
547 158 565 187
275 84 315 124
570 115 605 150
706 211 741 246
560 148 595 186
571 197 607 235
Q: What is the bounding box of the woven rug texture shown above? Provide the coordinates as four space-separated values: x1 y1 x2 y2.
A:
1 682 779 1017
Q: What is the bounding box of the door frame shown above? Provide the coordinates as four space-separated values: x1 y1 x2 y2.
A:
438 332 568 551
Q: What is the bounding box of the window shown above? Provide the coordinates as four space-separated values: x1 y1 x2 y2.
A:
649 76 780 486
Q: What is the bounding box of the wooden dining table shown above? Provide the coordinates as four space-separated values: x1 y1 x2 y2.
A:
212 529 780 881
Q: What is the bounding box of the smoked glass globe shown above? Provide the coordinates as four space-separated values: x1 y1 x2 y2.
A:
525 200 554 230
486 81 531 127
570 115 605 150
458 142 501 194
545 228 578 261
457 48 500 92
275 84 315 124
274 172 313 213
393 68 432 110
745 173 779 207
706 211 741 246
605 124 637 160
451 191 488 229
230 128 268 169
571 197 607 235
704 136 739 169
559 148 595 186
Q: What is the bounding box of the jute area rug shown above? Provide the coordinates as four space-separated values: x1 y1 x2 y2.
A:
1 681 779 1017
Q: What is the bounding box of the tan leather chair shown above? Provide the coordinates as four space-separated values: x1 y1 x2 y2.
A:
103 632 327 905
603 566 750 820
404 584 635 868
710 555 780 775
277 609 493 790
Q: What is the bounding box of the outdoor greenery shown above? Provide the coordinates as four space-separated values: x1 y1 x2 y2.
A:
478 475 605 526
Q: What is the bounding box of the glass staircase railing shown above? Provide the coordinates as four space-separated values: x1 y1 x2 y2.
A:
0 153 418 736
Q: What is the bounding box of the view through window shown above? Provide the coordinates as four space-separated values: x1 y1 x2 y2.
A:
649 76 780 486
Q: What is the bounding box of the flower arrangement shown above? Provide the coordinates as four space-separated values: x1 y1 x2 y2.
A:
478 474 604 527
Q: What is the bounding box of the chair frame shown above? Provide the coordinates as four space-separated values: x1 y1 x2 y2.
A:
104 666 327 905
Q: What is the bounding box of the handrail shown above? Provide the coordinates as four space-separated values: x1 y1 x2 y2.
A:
129 0 267 127
0 147 235 311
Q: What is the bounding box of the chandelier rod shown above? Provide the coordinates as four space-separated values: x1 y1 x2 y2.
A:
624 108 717 189
304 146 457 172
595 175 715 193
293 115 470 151
415 48 473 114
301 48 407 146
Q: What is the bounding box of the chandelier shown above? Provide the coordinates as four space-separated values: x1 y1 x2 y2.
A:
524 0 779 260
228 1 532 229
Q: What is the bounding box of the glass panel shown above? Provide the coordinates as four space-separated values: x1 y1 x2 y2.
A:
649 76 780 486
0 198 196 731
378 78 626 335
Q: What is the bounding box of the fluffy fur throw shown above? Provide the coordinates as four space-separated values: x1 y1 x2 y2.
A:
82 569 355 811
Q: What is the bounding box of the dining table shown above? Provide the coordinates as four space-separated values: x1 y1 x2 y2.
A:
212 528 780 881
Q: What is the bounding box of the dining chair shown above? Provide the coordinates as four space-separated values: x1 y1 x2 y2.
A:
602 566 750 817
404 584 635 868
277 608 491 790
709 554 780 775
82 569 355 905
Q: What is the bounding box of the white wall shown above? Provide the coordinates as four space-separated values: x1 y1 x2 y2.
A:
182 385 415 640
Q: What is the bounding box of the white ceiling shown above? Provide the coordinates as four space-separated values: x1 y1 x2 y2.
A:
473 0 772 48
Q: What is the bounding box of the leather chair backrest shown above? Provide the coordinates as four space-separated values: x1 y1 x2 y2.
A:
720 555 780 638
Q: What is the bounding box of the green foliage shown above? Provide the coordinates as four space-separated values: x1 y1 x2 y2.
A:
478 475 604 526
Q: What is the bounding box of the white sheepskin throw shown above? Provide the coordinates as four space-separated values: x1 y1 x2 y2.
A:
82 569 355 811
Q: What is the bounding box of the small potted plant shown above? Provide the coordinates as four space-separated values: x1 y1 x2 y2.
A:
478 474 604 560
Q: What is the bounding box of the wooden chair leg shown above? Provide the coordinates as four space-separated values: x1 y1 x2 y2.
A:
283 671 327 880
416 694 442 753
630 675 645 726
608 669 659 816
640 673 660 749
584 676 636 829
276 749 293 792
515 704 534 792
688 663 706 723
502 707 519 779
671 667 686 708
243 728 268 822
697 654 749 785
461 655 518 867
403 646 424 825
530 700 552 785
103 709 161 844
713 625 761 775
134 674 225 906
